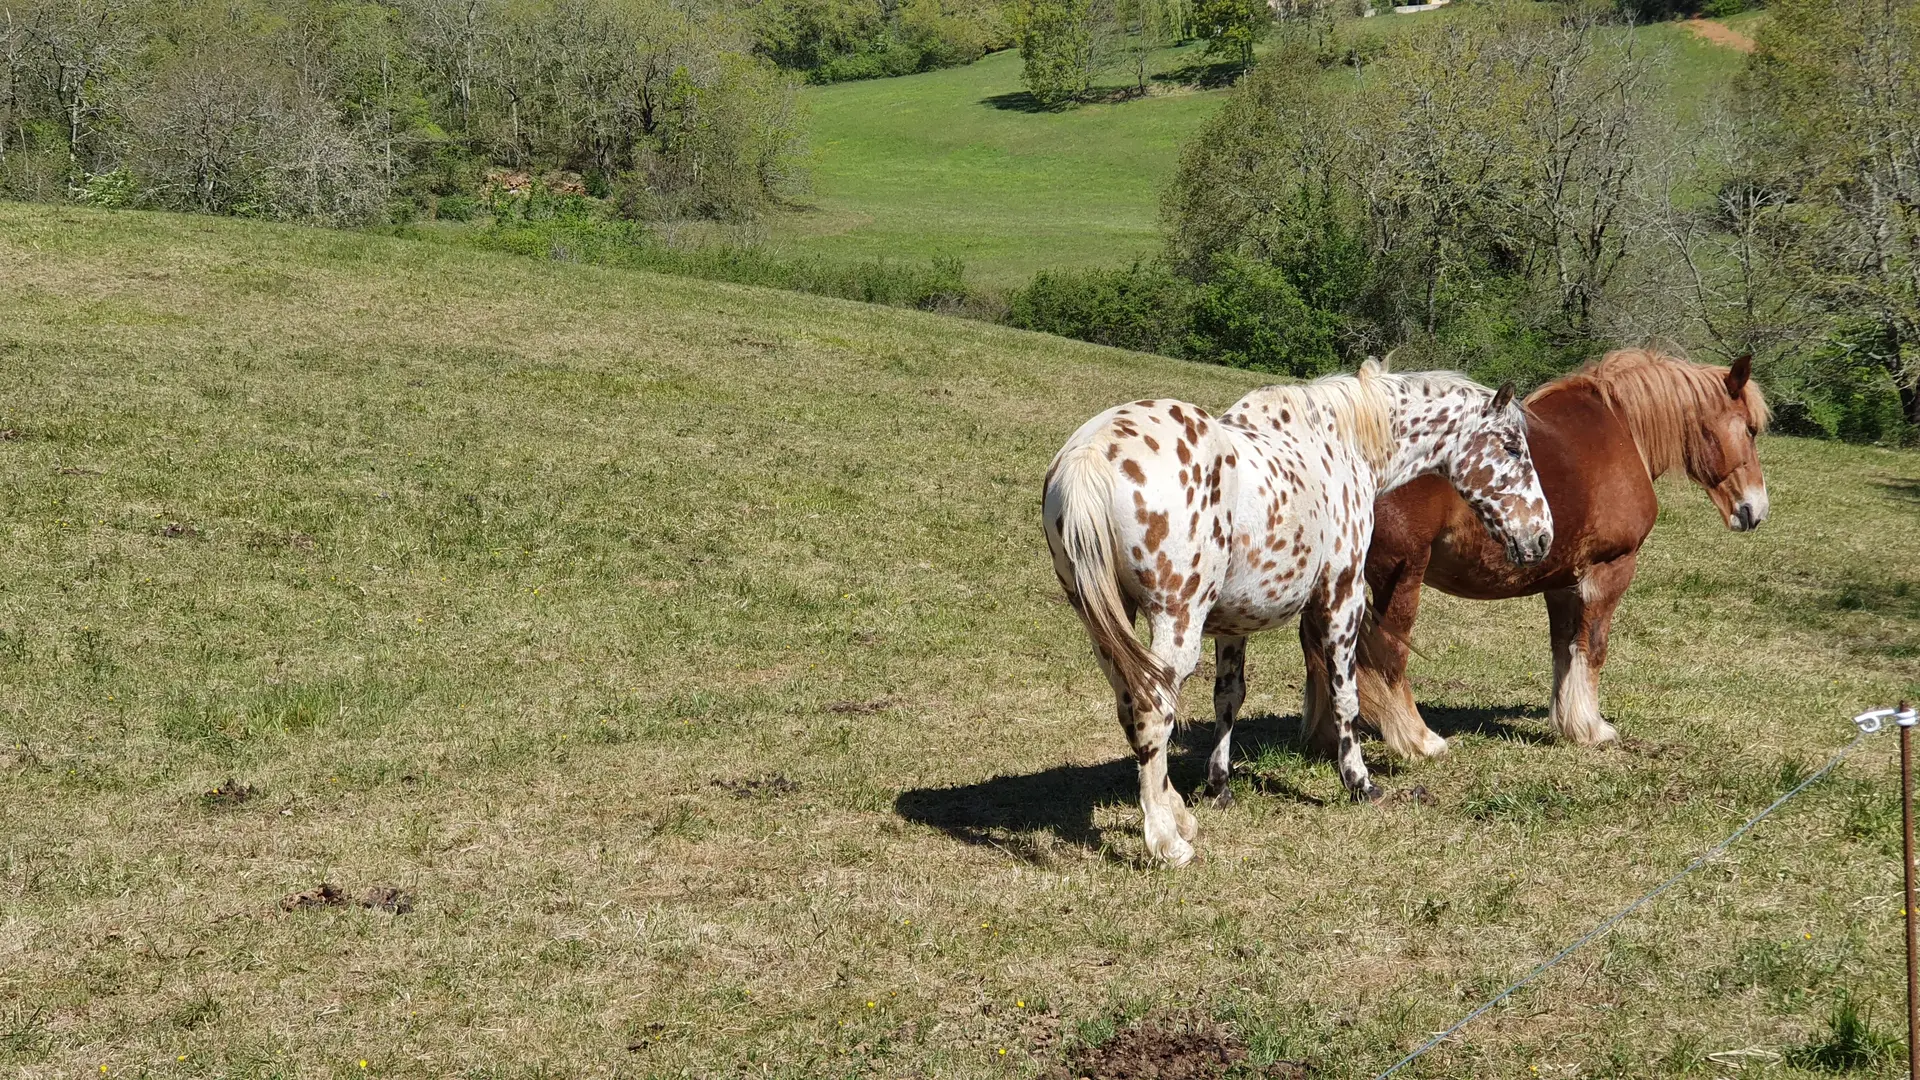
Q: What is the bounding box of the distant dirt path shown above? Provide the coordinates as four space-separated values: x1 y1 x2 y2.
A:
1685 17 1756 53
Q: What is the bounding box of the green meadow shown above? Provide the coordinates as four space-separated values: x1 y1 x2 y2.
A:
3 203 1918 1077
768 46 1229 285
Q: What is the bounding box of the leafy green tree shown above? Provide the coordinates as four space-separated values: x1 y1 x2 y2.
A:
1189 0 1265 69
1114 0 1187 94
1011 0 1114 104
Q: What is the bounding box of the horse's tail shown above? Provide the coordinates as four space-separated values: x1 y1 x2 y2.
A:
1049 444 1167 704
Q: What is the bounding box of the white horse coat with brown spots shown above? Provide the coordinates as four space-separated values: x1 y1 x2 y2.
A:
1043 362 1552 866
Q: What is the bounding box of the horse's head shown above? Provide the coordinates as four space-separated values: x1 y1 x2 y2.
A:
1686 355 1770 532
1447 381 1554 566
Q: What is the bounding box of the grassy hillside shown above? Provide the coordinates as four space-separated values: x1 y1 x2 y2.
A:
4 204 1919 1078
771 15 1756 288
770 46 1230 285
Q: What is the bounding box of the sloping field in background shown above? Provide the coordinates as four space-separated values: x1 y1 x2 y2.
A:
770 46 1230 286
2 204 1918 1077
771 16 1757 288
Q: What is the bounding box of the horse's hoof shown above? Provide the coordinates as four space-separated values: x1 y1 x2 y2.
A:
1208 786 1234 810
1152 836 1195 868
1351 783 1387 805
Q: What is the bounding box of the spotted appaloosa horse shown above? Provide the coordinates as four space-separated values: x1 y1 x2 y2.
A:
1044 362 1554 866
1341 349 1770 762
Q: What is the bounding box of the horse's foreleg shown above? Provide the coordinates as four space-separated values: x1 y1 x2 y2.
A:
1205 636 1246 808
1359 552 1445 761
1306 591 1382 803
1546 556 1633 746
1547 555 1634 745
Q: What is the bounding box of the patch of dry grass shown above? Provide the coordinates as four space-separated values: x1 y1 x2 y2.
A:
2 204 1918 1078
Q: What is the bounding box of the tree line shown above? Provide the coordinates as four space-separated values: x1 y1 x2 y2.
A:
750 0 1011 82
1011 0 1920 442
2 0 1911 441
0 0 808 224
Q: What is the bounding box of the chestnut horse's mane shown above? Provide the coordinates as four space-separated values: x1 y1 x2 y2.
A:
1527 348 1771 479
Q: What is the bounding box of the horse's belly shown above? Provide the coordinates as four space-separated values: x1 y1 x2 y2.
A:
1204 571 1312 637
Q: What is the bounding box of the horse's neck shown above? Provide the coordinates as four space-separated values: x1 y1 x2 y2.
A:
1560 379 1674 481
1381 388 1477 491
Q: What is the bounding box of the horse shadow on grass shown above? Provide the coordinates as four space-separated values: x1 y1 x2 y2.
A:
894 703 1543 861
1419 703 1552 746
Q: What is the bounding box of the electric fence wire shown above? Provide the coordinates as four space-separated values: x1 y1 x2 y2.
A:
1374 728 1873 1080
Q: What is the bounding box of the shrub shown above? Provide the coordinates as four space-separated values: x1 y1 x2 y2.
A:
1007 262 1192 355
753 0 1008 84
435 195 478 222
1765 323 1917 444
1184 254 1342 377
468 213 986 313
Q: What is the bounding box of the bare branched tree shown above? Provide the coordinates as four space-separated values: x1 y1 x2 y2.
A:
1742 0 1920 425
1644 110 1820 363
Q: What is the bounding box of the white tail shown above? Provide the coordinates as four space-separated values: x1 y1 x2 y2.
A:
1051 445 1167 703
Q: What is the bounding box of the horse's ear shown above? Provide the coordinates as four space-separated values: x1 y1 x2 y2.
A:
1490 381 1516 411
1726 353 1752 399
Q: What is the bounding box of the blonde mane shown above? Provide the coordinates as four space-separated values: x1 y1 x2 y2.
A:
1529 348 1771 478
1238 360 1395 476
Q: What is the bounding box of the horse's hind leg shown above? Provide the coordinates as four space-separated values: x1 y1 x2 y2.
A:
1303 588 1383 803
1136 609 1205 859
1545 554 1633 746
1359 552 1447 761
1205 636 1246 809
1093 611 1201 866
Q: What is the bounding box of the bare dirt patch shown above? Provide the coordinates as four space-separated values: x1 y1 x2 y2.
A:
196 778 259 810
1043 1013 1310 1080
280 883 416 913
1383 784 1438 807
713 774 801 799
1684 18 1756 53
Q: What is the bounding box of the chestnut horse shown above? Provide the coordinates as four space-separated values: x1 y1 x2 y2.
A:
1314 349 1769 760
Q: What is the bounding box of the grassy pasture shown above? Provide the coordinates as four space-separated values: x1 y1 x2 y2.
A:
771 16 1754 288
770 45 1230 286
3 204 1920 1078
